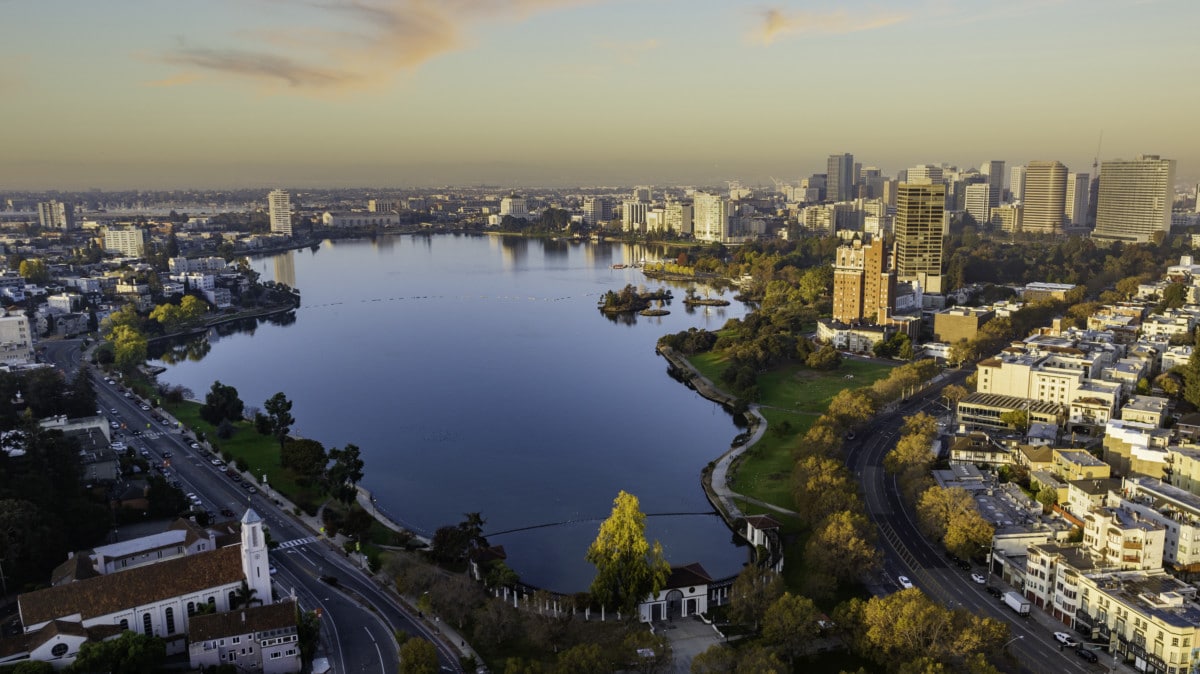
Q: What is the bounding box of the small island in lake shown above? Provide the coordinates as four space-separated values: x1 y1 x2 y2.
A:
682 288 731 307
598 284 673 314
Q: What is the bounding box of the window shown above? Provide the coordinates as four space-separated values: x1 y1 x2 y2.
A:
208 596 216 607
142 612 153 636
187 602 196 616
165 607 175 635
233 636 241 644
229 591 237 606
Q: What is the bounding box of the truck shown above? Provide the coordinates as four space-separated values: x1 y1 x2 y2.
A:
1003 591 1031 617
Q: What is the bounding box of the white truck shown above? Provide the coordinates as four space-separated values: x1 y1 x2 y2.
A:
1003 591 1031 617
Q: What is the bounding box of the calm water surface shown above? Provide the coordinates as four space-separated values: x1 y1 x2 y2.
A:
153 234 750 592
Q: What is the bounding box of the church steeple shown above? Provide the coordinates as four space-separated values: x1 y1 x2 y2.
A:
240 508 272 604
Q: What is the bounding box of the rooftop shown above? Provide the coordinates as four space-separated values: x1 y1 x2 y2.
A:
189 599 297 643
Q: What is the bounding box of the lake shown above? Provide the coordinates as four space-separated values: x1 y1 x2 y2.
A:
152 233 751 592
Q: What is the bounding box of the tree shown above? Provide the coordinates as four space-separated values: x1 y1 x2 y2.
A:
180 294 207 321
585 490 671 615
791 455 856 524
729 565 783 630
806 345 841 370
230 579 261 609
327 443 365 503
827 389 876 430
554 643 609 674
69 630 166 673
917 486 995 559
264 392 294 450
761 592 820 663
998 409 1029 433
399 637 438 674
942 384 968 409
109 324 148 373
149 302 183 332
804 510 881 587
280 438 327 478
690 644 737 674
297 610 321 665
200 381 244 425
1184 341 1200 408
18 258 49 284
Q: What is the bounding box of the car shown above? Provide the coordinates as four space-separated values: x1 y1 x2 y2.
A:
219 465 228 473
123 392 132 398
110 408 118 414
162 451 172 458
985 586 1002 598
212 459 224 466
220 508 235 517
319 575 338 586
897 575 914 590
190 442 200 449
161 419 170 426
269 565 278 575
1054 632 1080 647
229 473 242 482
246 485 258 494
956 559 971 571
111 442 126 451
140 404 150 410
971 573 986 584
1075 647 1098 663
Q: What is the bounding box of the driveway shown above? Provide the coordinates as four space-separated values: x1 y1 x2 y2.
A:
660 616 723 673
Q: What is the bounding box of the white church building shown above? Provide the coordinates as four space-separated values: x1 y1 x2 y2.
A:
5 510 275 669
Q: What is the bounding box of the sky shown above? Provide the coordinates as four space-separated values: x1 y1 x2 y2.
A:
2 0 1198 190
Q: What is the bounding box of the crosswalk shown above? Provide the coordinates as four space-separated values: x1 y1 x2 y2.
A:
276 536 317 549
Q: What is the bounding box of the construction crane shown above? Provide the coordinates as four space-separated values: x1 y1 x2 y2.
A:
1093 130 1103 176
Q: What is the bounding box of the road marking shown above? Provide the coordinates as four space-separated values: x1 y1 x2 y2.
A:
277 536 318 549
364 626 385 673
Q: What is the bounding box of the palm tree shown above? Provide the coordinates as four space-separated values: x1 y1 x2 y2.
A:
231 580 261 610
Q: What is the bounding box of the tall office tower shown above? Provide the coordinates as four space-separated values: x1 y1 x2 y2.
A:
893 180 945 294
583 196 613 225
1195 184 1200 214
693 191 731 243
964 183 993 224
36 200 74 230
267 190 292 236
832 238 893 324
1009 165 1027 202
632 186 652 203
907 164 944 184
621 200 648 232
1093 155 1176 244
1022 161 1068 234
826 153 854 203
981 160 1005 207
859 167 883 199
1065 172 1090 227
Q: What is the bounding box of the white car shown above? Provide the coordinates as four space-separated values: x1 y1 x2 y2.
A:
190 442 200 449
1053 632 1079 647
140 404 150 410
897 575 914 590
971 573 986 584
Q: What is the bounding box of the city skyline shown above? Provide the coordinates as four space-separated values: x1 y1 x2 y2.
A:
3 0 1198 189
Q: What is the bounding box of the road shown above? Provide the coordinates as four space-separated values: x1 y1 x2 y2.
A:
845 370 1111 674
45 340 464 673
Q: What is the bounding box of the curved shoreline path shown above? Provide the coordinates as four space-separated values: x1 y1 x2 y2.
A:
656 346 796 524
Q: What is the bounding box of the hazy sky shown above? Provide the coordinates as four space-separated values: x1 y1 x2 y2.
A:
3 0 1197 190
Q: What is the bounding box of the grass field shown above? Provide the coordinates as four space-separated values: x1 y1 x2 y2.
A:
164 400 323 507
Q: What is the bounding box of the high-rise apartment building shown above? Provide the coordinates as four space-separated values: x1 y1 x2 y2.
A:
893 180 945 294
1009 165 1027 202
693 192 731 243
832 238 893 324
267 190 292 236
583 197 613 226
990 204 1023 233
37 200 74 230
621 201 648 232
826 153 854 203
981 160 1005 207
907 164 944 184
1022 161 1068 234
1065 172 1090 227
664 201 693 236
102 227 145 258
632 186 652 203
964 183 993 224
1093 155 1176 244
0 311 33 366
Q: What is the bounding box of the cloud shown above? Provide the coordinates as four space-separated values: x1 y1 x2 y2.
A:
157 0 594 93
144 72 204 88
755 6 909 44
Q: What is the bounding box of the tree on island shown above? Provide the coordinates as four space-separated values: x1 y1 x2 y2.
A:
264 392 294 449
585 490 670 616
200 381 244 426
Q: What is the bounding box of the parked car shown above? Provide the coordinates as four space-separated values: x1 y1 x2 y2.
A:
220 508 235 517
1054 632 1080 647
985 586 1003 598
229 473 242 482
971 573 986 584
897 575 914 590
956 559 971 571
1076 647 1098 663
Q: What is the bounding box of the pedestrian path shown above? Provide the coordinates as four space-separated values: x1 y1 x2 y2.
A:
276 536 318 549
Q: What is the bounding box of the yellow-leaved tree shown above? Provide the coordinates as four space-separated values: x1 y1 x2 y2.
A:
585 490 670 616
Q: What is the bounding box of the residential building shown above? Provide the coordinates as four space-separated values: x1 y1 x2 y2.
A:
693 192 731 243
664 201 693 236
1066 172 1090 227
0 311 34 366
1054 449 1112 481
893 180 945 294
964 183 993 224
1009 165 1027 202
621 201 648 232
981 160 1005 207
1117 478 1200 572
990 203 1023 233
1102 419 1171 479
168 257 228 274
831 238 892 324
582 197 613 226
1093 155 1177 244
37 201 74 230
1074 570 1200 671
1082 507 1165 571
1022 160 1068 234
46 293 83 315
826 153 854 203
1121 396 1170 427
267 190 292 236
101 227 145 257
187 600 300 673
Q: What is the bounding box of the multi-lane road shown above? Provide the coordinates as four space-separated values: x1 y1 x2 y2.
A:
845 370 1113 673
42 340 464 673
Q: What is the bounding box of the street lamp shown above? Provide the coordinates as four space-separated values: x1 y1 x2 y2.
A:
1002 635 1024 649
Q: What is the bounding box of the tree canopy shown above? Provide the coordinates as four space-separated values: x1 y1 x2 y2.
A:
585 491 671 615
200 381 244 425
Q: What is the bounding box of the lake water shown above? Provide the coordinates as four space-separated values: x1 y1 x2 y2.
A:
152 233 751 592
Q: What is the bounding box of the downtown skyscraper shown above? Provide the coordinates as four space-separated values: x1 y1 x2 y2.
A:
1093 155 1176 244
826 153 855 203
1022 161 1068 234
893 179 945 294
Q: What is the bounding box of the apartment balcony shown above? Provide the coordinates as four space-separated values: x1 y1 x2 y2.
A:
1123 540 1144 550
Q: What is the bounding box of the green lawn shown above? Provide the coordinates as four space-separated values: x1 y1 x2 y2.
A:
728 409 812 508
163 400 323 508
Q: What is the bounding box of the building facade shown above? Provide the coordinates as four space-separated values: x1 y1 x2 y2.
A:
1093 155 1176 244
102 227 145 257
893 180 945 294
267 190 292 236
1066 172 1091 227
1022 160 1068 234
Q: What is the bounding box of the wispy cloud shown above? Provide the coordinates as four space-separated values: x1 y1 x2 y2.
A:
754 6 910 44
156 0 595 93
144 72 204 88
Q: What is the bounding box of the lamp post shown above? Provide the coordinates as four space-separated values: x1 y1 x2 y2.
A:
1002 635 1024 650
